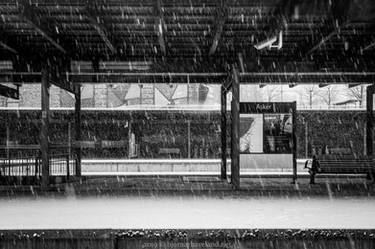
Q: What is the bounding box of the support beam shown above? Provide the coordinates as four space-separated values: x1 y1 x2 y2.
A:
50 79 76 94
0 84 19 99
318 83 330 88
220 84 228 180
0 42 18 54
209 0 228 56
49 59 75 93
75 85 82 176
155 0 166 55
230 65 240 190
306 0 352 56
292 101 297 183
86 2 116 54
361 41 375 52
307 21 350 55
19 1 66 54
3 71 375 85
366 85 374 156
40 66 50 187
348 83 361 88
128 120 132 159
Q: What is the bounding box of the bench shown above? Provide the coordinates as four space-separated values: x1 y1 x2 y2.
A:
308 154 375 183
158 148 181 157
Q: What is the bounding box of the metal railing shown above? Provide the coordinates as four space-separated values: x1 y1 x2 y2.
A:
0 156 40 177
49 154 76 177
0 153 77 179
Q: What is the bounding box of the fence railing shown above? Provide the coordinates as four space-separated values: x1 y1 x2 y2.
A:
0 153 76 179
0 156 40 177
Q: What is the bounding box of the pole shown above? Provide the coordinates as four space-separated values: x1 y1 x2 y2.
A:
220 84 227 179
75 85 82 176
187 75 190 104
41 65 50 187
366 85 374 156
305 121 308 158
6 122 9 160
128 120 132 159
187 120 191 159
292 101 297 183
231 65 240 190
364 124 367 156
68 122 71 158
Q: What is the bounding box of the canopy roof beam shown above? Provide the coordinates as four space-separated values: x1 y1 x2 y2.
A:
2 71 375 85
209 0 228 56
361 40 375 52
155 0 166 55
0 42 18 54
19 1 66 54
307 22 350 55
85 2 116 54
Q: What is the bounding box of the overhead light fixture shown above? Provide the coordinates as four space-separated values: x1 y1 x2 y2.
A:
254 31 283 50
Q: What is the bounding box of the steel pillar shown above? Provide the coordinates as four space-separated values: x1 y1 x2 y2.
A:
366 85 374 156
220 84 227 180
230 65 240 190
41 66 50 187
75 85 82 176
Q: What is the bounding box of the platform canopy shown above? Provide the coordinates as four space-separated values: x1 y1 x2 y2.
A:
0 0 374 85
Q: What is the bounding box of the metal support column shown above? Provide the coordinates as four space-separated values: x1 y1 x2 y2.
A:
292 101 297 183
220 84 227 180
6 122 9 159
128 120 132 159
366 85 374 156
187 120 191 159
41 66 50 187
75 85 82 176
231 65 240 190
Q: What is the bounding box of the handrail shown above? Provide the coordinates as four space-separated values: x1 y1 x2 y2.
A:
0 153 76 179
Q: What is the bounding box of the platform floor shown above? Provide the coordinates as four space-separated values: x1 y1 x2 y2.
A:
1 173 374 230
1 194 375 230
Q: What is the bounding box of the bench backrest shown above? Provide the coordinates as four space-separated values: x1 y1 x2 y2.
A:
316 155 374 173
329 147 352 155
159 148 181 154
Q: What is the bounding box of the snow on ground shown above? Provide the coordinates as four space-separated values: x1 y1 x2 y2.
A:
1 196 375 229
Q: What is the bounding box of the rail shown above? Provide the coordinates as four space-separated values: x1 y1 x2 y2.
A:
0 153 76 179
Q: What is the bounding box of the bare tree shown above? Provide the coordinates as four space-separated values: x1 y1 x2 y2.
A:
318 85 340 108
345 85 364 107
297 85 320 108
264 85 280 102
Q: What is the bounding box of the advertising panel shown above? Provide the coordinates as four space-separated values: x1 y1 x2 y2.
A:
263 114 293 153
239 114 263 153
239 102 294 155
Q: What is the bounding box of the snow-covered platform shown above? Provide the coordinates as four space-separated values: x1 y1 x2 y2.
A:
1 195 375 229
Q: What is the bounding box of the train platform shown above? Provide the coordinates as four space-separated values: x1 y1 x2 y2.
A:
0 171 373 197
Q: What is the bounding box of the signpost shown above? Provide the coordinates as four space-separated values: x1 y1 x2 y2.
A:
239 102 297 182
